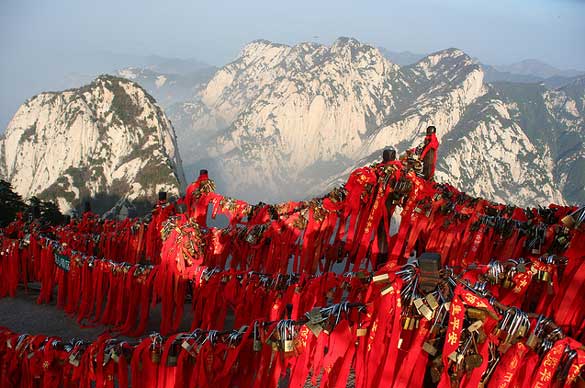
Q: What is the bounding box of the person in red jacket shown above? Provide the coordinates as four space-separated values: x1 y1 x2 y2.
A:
420 126 439 180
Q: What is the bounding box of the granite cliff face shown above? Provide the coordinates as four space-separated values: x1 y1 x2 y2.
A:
0 75 186 213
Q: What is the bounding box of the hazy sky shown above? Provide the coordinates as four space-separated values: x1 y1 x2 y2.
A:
1 0 584 128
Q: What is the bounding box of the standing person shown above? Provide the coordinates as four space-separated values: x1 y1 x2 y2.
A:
420 126 439 180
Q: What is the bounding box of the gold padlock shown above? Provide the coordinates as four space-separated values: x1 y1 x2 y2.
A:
422 341 438 356
381 285 393 296
414 298 434 320
502 276 514 288
69 354 80 367
402 316 412 330
525 333 541 349
283 339 295 353
425 294 439 311
372 273 389 283
561 214 575 228
467 307 487 321
111 350 120 363
467 320 483 333
448 351 460 363
151 349 161 364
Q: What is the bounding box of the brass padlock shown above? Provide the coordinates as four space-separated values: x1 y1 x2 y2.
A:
151 348 161 364
448 351 460 363
525 333 541 349
561 214 575 228
270 340 279 351
402 316 412 330
414 298 434 321
372 273 389 283
111 349 120 363
502 275 514 288
69 353 80 367
425 294 439 311
422 341 438 356
467 307 487 321
283 339 295 353
467 320 483 333
381 285 393 296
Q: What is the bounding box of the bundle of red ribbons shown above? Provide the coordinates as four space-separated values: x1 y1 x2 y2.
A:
1 156 584 387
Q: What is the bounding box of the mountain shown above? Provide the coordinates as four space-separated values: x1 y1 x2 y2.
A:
481 64 543 84
494 59 583 80
379 49 584 87
481 60 584 87
0 75 186 214
172 38 578 206
116 66 217 109
378 48 427 66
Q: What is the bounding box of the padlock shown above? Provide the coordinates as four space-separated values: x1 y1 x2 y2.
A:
253 339 262 352
381 285 393 296
283 339 295 353
448 351 460 363
561 214 575 228
167 344 178 366
111 349 120 363
467 320 483 333
151 348 161 364
422 341 438 356
525 333 541 349
372 273 389 283
467 307 487 321
414 298 434 321
69 353 80 367
502 275 514 288
425 294 439 311
305 322 323 337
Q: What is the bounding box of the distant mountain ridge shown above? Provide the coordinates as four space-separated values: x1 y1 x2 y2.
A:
377 48 584 88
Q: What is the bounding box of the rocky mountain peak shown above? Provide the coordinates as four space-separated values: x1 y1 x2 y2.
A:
0 75 185 214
